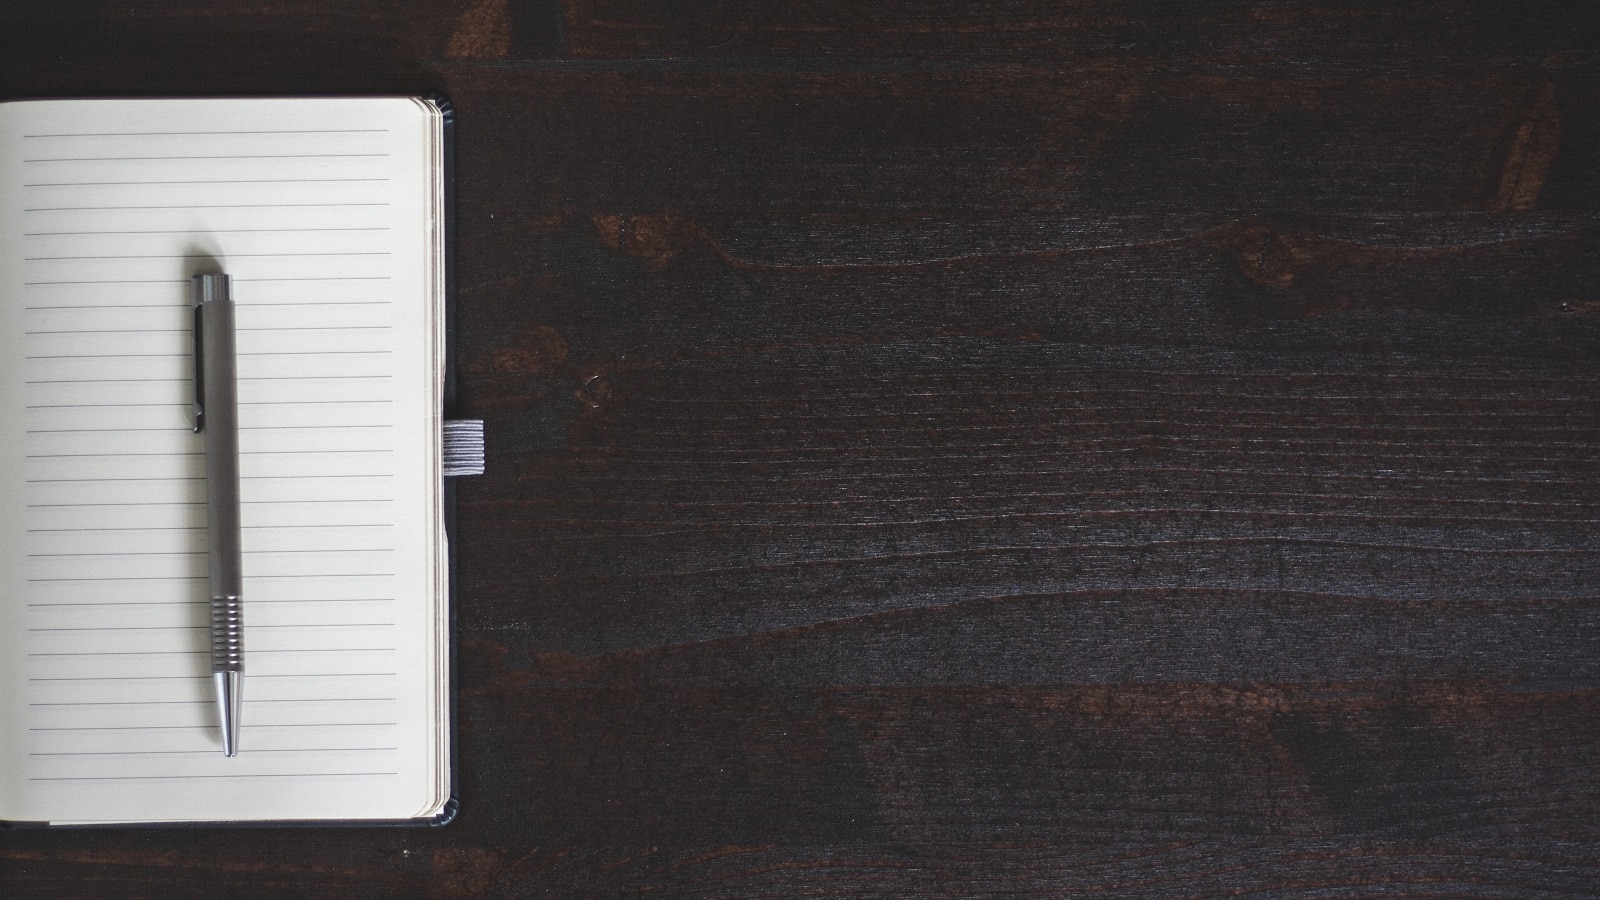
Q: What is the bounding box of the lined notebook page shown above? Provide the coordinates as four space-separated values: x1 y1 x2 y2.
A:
0 98 445 823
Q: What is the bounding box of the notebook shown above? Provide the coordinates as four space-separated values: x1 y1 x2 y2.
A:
0 97 455 826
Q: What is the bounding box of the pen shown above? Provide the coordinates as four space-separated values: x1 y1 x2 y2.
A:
193 272 244 757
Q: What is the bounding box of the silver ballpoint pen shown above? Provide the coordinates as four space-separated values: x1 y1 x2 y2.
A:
193 273 244 757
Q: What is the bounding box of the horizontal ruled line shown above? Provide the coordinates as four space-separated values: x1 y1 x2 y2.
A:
27 627 391 636
28 723 394 732
27 473 197 479
30 673 395 681
40 426 390 435
25 419 389 428
26 502 200 508
25 304 182 310
259 623 395 628
249 493 396 499
26 402 185 408
23 451 195 457
239 424 395 429
25 227 390 236
27 601 205 607
238 276 391 283
245 472 393 476
25 353 186 359
25 203 390 212
29 723 396 731
29 725 206 731
240 374 393 380
24 428 188 434
239 350 393 356
240 301 392 307
27 573 392 581
25 329 184 336
25 251 391 260
29 477 387 483
24 302 388 311
30 773 398 781
26 449 390 457
244 449 394 454
28 522 201 528
26 328 388 337
253 648 396 652
240 398 392 405
26 276 390 285
244 696 396 701
30 697 396 705
27 525 199 530
30 624 388 632
29 749 398 758
26 523 392 532
28 675 208 681
252 574 395 579
249 598 395 604
30 650 206 656
24 153 389 161
27 178 388 188
29 699 201 705
28 498 392 506
245 448 394 454
26 551 201 557
28 548 393 557
26 375 387 384
27 599 392 607
30 648 394 656
253 671 397 676
240 717 396 723
24 129 390 137
241 326 392 332
26 377 186 383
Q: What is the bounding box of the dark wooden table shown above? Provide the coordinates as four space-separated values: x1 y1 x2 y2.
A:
4 1 1600 895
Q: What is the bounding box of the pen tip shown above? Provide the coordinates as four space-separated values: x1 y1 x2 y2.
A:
215 671 242 757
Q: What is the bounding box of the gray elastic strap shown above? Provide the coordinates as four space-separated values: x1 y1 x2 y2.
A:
443 419 485 477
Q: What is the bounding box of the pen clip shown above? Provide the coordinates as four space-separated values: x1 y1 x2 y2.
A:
192 283 206 434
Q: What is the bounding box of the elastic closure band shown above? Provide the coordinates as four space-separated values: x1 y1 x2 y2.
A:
442 419 485 477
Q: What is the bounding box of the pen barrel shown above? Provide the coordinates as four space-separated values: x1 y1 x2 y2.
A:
197 274 244 674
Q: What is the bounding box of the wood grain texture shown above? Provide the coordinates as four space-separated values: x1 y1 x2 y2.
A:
3 0 1599 896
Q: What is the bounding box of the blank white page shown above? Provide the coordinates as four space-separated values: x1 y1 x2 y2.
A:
0 98 446 824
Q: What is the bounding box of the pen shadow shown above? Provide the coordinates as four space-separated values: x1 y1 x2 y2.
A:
181 244 225 280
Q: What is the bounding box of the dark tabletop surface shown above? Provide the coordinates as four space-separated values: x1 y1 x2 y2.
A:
3 1 1599 896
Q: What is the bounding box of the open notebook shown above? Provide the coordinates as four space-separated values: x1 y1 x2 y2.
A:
0 97 453 825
